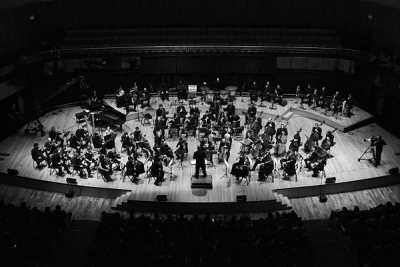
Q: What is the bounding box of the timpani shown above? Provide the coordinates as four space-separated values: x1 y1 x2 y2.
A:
226 86 238 102
206 90 216 103
219 90 229 105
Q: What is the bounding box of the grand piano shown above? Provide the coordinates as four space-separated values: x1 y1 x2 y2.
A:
100 108 126 130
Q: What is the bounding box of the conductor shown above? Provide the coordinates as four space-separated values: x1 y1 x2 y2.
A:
193 146 207 178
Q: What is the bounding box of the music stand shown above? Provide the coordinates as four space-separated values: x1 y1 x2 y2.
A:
164 158 177 179
358 143 375 164
220 159 230 180
259 99 266 107
269 94 277 110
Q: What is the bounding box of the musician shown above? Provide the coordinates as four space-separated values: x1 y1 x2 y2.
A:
258 159 274 181
82 148 98 169
289 130 302 152
246 103 257 124
31 143 50 168
311 88 319 109
160 84 169 102
68 133 81 153
311 123 323 144
125 156 139 182
71 152 92 177
209 100 220 115
175 137 188 160
187 114 198 136
160 140 174 159
116 86 125 108
133 127 142 142
329 91 340 112
312 158 327 177
210 113 218 124
151 157 164 186
92 132 104 152
177 81 187 101
229 114 240 127
98 154 113 181
75 125 87 140
51 149 72 176
263 82 272 102
251 117 262 136
107 147 122 171
44 138 58 154
218 138 231 163
304 151 320 169
177 102 187 118
342 94 354 117
154 116 167 137
275 123 288 143
189 104 200 118
295 85 301 99
121 132 131 154
274 85 283 105
224 101 235 117
283 155 297 179
301 84 313 106
321 130 336 151
213 77 223 92
103 126 115 149
200 82 208 102
193 146 207 179
318 87 328 108
280 150 297 169
265 118 276 133
231 157 250 181
89 90 101 110
49 126 63 145
140 88 151 109
154 130 165 149
250 81 258 102
371 135 386 167
251 150 271 171
201 111 211 125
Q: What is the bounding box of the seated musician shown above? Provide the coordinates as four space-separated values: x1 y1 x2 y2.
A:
304 150 320 169
201 111 211 125
151 157 165 186
187 114 198 136
226 101 235 117
154 130 165 149
274 85 283 105
301 84 313 106
258 159 274 181
141 88 150 108
342 94 353 117
131 127 141 142
154 116 167 137
125 156 139 182
51 149 72 176
31 143 50 168
263 82 272 102
103 126 116 149
283 156 297 178
177 102 187 119
82 148 98 169
321 131 336 151
245 103 257 124
98 154 113 181
44 137 56 154
275 123 288 143
210 113 218 124
209 101 220 115
160 83 169 102
251 117 262 136
156 104 167 118
107 147 122 171
312 157 327 177
189 104 200 120
177 81 187 101
251 150 271 171
218 138 231 163
92 132 104 151
280 150 297 169
228 114 240 128
121 132 131 154
71 152 91 177
49 126 64 145
289 130 302 152
231 157 250 182
266 118 276 132
329 91 340 112
88 90 101 110
318 87 328 108
213 77 223 92
160 140 174 160
175 137 188 160
75 125 88 140
250 81 258 103
68 133 81 153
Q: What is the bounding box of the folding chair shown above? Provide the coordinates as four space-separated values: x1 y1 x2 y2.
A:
141 113 152 126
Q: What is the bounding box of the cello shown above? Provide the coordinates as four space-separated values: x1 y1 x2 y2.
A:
303 134 315 153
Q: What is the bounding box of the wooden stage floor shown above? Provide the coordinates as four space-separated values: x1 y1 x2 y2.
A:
0 96 398 205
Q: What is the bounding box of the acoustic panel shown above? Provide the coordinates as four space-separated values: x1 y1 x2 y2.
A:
291 57 308 69
322 58 338 71
307 57 323 70
276 57 292 69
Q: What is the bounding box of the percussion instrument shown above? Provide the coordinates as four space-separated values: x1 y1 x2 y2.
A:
226 86 238 101
200 86 210 102
219 90 229 104
206 90 216 103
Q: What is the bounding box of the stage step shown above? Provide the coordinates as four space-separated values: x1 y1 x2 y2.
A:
282 111 294 121
273 192 292 208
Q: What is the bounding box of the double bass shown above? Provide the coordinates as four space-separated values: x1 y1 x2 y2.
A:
303 134 315 153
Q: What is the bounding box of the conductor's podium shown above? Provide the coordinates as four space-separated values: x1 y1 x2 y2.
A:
191 160 213 189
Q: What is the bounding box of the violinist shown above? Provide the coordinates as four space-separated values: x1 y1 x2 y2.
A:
218 138 231 163
175 137 188 160
121 132 131 154
226 101 235 117
92 132 105 153
177 102 187 119
258 158 274 181
177 81 187 101
98 154 113 181
251 150 271 171
160 83 169 102
82 148 98 169
49 126 64 145
329 91 340 112
107 147 122 171
251 117 262 136
152 157 165 186
71 152 92 177
125 156 139 182
133 127 142 142
103 126 116 149
282 153 297 179
209 100 220 115
160 139 174 160
154 116 167 137
154 130 165 149
304 150 320 170
187 114 198 136
201 111 211 125
210 113 218 125
274 85 283 105
51 149 72 176
189 104 200 124
275 123 288 144
231 157 250 182
246 103 257 124
229 114 240 128
156 104 167 118
168 114 181 136
31 143 50 168
318 87 328 108
342 94 353 117
301 84 313 106
280 150 297 169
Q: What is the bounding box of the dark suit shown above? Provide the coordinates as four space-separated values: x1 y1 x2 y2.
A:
193 150 207 178
373 139 386 166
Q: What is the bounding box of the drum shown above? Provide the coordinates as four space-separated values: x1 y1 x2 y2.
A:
219 90 229 104
226 86 238 101
206 90 215 103
201 86 209 101
275 143 286 156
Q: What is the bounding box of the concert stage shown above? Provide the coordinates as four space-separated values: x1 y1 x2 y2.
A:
0 96 399 214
